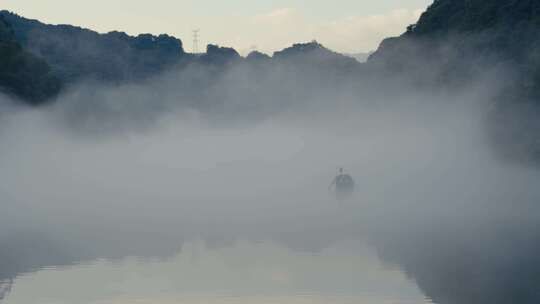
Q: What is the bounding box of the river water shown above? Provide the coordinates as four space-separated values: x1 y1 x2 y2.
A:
1 241 431 304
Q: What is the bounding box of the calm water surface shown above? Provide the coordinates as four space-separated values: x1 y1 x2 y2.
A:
2 241 431 304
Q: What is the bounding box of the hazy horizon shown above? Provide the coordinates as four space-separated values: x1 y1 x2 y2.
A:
1 0 430 55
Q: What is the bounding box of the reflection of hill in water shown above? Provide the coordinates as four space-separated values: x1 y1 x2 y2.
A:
2 241 429 304
0 279 12 302
0 195 370 285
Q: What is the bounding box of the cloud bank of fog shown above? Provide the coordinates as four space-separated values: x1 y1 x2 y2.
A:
1 60 539 304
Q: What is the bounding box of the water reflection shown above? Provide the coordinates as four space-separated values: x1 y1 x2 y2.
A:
0 280 12 301
3 241 430 304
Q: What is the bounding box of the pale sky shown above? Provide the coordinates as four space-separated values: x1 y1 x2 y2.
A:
2 0 432 54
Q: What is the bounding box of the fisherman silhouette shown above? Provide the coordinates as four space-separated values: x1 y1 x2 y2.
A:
329 168 355 201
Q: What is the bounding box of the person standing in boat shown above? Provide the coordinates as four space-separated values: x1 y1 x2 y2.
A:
329 168 355 201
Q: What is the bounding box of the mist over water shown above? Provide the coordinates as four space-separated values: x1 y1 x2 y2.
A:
1 61 539 303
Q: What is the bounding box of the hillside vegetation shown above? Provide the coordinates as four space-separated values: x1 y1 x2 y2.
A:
0 16 60 104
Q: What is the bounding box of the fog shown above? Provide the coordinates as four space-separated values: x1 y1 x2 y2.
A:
1 61 540 304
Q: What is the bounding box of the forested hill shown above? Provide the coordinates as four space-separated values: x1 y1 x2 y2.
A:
367 0 540 163
0 10 362 106
0 11 188 85
369 0 540 90
368 3 540 302
0 15 60 104
4 1 540 109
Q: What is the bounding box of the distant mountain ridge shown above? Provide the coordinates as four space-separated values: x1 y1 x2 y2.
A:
273 41 358 69
0 10 188 85
0 10 361 105
369 0 540 89
0 14 60 104
3 1 540 108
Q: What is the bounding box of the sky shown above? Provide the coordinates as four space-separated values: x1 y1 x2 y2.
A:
2 0 432 55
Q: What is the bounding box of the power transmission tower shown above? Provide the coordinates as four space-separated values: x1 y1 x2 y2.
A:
192 29 200 54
